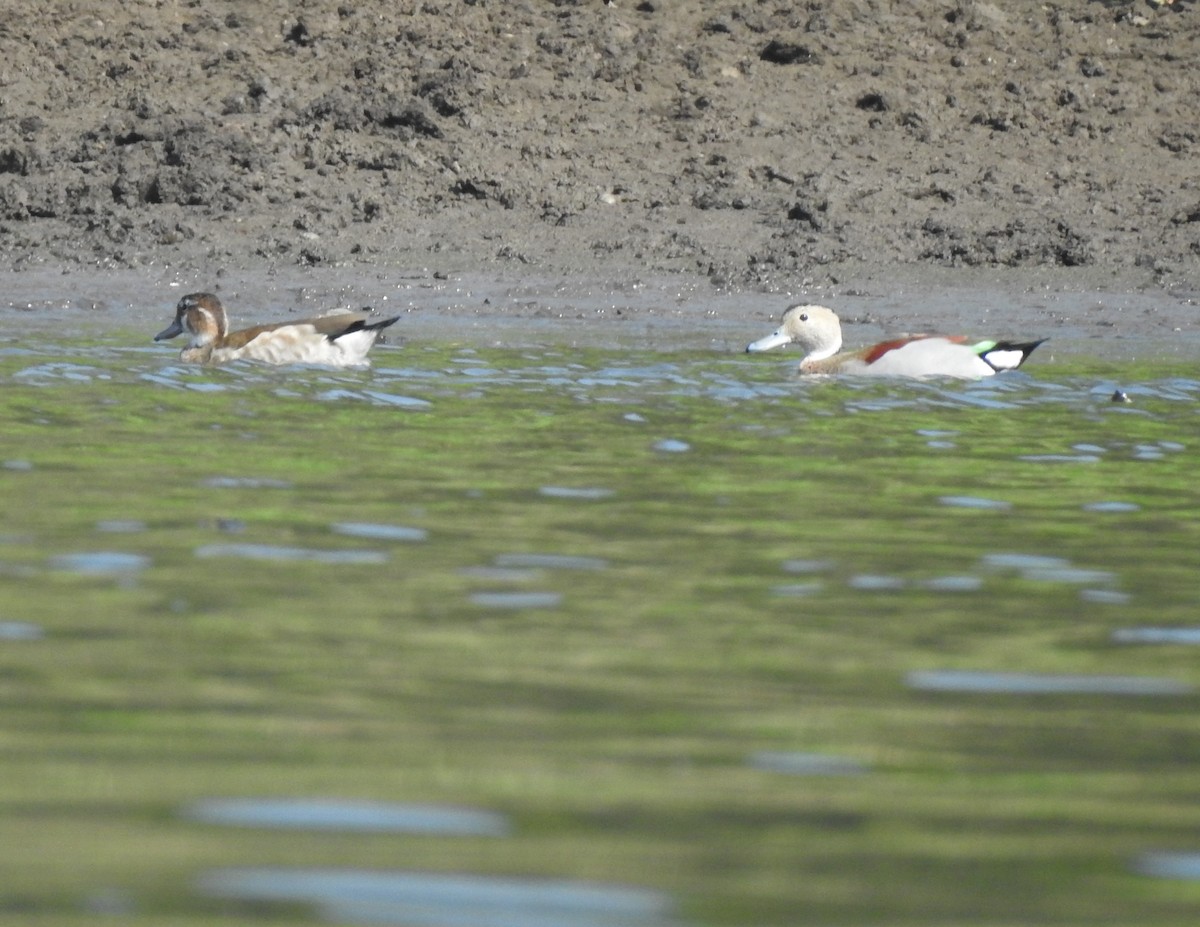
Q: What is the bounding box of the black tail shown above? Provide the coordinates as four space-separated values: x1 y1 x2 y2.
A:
331 312 401 341
980 338 1047 373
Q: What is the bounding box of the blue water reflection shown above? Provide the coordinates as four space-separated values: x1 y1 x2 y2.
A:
196 868 683 927
195 544 388 565
1134 853 1200 880
183 799 510 836
332 522 429 542
1113 627 1200 645
748 752 867 776
907 670 1191 696
47 552 150 575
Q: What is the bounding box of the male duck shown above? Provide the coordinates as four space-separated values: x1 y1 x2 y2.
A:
746 304 1044 378
154 292 400 367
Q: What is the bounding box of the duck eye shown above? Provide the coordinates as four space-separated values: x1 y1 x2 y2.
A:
799 313 808 322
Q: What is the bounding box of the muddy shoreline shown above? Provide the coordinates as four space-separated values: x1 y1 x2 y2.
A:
1 2 1198 354
5 262 1197 364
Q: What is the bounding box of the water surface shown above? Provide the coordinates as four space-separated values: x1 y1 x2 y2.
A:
2 325 1199 926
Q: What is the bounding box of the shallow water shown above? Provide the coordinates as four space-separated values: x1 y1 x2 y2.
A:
3 319 1200 925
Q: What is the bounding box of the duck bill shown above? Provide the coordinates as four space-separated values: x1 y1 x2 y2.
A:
746 330 792 353
154 318 183 341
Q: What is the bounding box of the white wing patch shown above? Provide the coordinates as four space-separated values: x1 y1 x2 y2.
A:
979 348 1024 371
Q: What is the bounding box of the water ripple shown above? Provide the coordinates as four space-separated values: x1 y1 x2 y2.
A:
907 670 1190 696
769 582 823 598
1082 501 1140 513
539 486 615 501
470 592 563 609
202 476 294 489
1133 853 1200 881
494 553 608 571
748 751 868 776
332 523 428 542
183 798 510 837
1113 627 1200 645
48 552 150 575
15 362 107 383
195 544 388 565
939 496 1012 511
196 868 683 927
0 621 44 640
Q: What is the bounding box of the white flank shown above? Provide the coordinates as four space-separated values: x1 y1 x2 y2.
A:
862 338 995 379
214 326 380 366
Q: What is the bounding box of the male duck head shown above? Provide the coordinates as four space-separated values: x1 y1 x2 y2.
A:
746 304 842 360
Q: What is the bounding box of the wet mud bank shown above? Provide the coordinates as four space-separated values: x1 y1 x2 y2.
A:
0 1 1197 347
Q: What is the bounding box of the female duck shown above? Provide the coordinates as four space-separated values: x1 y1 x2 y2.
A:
154 292 400 367
746 304 1044 378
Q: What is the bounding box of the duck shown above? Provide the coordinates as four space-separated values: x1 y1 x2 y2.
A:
746 304 1044 378
153 292 400 367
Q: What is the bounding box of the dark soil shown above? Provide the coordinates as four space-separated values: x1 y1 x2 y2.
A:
1 0 1199 364
1 1 1197 285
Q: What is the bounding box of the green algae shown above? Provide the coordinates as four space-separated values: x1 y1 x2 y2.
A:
1 338 1199 925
